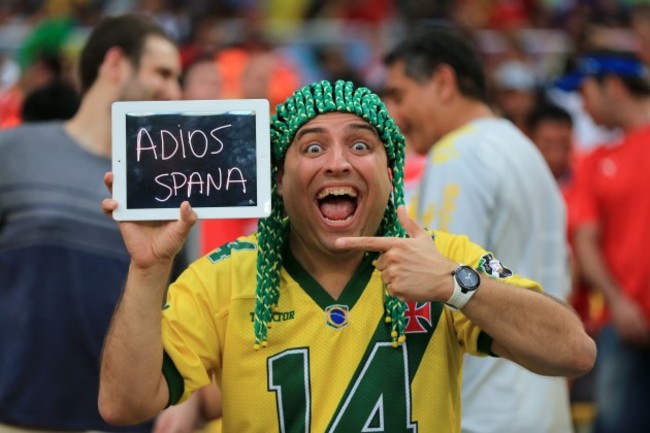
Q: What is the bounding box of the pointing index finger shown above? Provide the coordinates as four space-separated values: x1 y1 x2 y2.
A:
335 236 399 252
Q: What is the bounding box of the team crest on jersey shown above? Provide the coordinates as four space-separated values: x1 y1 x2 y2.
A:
325 304 349 329
478 253 513 278
404 301 433 333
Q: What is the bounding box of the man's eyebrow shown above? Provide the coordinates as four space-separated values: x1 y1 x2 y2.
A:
294 126 325 142
294 122 379 142
346 122 379 136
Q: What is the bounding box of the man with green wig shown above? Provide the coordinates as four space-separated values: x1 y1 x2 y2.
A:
98 80 595 432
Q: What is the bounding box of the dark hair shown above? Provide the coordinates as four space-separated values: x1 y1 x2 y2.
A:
526 102 573 133
383 24 488 102
21 80 80 122
77 13 173 94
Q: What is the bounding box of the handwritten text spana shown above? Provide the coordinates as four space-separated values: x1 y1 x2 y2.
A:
133 123 248 202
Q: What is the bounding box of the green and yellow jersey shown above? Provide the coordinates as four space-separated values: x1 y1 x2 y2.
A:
161 231 541 432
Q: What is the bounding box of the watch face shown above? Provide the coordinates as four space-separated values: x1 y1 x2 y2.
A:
457 267 480 291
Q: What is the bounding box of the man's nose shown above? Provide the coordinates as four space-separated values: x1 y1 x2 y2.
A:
324 145 352 173
163 79 182 101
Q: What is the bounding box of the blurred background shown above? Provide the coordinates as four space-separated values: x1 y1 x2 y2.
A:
2 1 646 431
0 0 644 153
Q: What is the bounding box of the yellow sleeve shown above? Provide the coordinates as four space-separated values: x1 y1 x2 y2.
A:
161 256 226 404
431 230 542 356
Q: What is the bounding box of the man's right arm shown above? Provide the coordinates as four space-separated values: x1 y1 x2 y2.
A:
98 173 198 424
98 260 172 425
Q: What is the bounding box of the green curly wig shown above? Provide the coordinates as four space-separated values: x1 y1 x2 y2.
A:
254 80 409 349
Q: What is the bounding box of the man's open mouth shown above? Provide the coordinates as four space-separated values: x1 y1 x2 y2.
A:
316 186 359 221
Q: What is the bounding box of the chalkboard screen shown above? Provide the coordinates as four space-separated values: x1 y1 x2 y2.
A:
111 99 271 221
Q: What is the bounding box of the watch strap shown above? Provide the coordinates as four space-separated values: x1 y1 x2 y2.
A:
445 265 479 311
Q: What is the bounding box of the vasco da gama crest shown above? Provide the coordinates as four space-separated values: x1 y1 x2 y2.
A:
479 253 513 278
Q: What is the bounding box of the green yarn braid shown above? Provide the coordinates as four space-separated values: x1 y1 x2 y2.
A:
254 80 409 349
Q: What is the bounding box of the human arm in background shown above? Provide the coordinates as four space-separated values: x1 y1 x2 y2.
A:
151 381 222 433
198 380 222 421
336 206 596 377
152 391 202 433
574 222 650 347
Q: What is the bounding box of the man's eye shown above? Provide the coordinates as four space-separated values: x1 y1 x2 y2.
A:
352 141 369 151
306 143 323 153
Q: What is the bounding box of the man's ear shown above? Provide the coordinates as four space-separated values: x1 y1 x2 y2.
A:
100 46 128 84
432 64 457 103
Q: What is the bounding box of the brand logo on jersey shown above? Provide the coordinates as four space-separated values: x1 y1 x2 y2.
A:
478 253 513 279
404 301 432 333
325 304 349 329
249 310 295 322
599 157 617 177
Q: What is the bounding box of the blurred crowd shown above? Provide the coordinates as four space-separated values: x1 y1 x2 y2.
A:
1 0 648 145
2 0 650 432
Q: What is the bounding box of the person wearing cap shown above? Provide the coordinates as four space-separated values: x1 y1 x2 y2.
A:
382 25 575 433
558 49 650 433
96 79 595 432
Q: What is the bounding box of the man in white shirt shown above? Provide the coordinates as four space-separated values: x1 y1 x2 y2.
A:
382 24 573 433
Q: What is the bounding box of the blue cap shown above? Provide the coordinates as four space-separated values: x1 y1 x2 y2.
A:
554 54 649 91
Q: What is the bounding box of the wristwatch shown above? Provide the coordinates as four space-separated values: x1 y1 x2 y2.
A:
445 264 481 311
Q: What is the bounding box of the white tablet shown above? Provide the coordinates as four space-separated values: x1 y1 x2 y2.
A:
111 99 271 221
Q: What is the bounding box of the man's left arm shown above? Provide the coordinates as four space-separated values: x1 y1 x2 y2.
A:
336 205 596 378
461 276 595 377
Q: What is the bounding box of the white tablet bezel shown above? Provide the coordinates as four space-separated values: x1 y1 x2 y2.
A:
111 99 271 221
